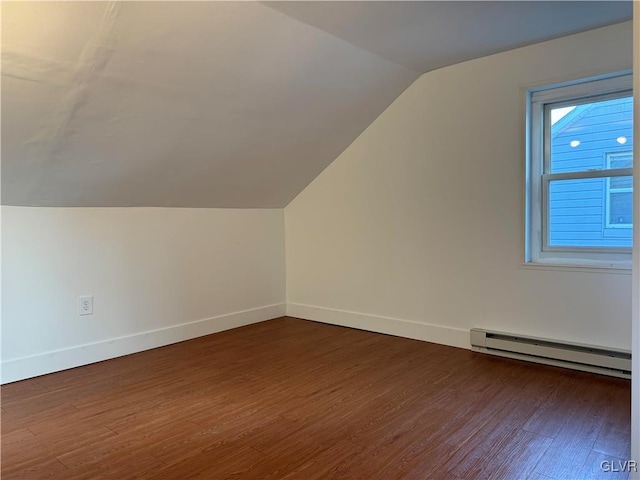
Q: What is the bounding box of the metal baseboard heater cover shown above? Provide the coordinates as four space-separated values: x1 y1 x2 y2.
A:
470 328 631 379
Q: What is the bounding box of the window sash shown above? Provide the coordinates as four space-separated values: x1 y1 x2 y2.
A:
531 73 632 104
542 168 633 183
541 168 633 253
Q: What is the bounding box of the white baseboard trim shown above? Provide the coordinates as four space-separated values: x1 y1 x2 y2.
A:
286 303 470 350
1 303 286 384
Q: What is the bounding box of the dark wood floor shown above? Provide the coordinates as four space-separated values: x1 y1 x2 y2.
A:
1 317 631 479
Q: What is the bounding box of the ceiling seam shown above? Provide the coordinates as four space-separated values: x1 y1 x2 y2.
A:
259 1 422 76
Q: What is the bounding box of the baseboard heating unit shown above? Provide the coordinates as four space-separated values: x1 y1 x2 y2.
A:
470 328 631 379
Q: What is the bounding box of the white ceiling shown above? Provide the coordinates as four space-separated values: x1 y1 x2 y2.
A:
1 1 632 207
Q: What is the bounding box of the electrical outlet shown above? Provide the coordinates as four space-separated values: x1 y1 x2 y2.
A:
79 296 93 316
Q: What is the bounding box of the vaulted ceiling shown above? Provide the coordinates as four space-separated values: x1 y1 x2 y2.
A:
1 1 632 207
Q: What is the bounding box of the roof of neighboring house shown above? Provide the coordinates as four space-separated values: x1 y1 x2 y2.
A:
552 97 633 138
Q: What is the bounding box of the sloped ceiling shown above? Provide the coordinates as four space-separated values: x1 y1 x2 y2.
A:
1 1 632 208
267 1 633 73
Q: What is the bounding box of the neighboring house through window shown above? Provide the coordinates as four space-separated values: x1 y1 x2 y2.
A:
527 73 633 268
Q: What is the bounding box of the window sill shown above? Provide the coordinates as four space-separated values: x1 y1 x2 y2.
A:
521 262 631 275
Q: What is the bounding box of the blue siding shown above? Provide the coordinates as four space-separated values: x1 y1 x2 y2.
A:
548 97 633 248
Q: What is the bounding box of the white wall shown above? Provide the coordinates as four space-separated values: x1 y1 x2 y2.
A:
286 22 634 351
1 206 285 383
631 2 639 472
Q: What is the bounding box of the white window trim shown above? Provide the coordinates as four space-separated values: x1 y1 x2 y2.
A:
605 152 633 229
526 72 633 268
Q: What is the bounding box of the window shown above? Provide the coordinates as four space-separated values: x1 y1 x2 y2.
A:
527 73 633 267
605 152 633 229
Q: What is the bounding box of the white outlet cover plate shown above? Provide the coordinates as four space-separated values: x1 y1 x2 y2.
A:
79 296 93 316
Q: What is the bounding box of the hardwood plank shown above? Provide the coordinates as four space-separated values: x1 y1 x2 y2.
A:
0 378 50 405
63 453 159 480
528 378 616 479
1 317 631 480
592 382 632 459
446 397 542 478
1 457 69 480
367 392 520 479
3 426 117 462
146 412 284 466
594 420 632 459
1 428 36 445
248 417 339 460
526 473 555 480
484 429 554 480
336 406 455 480
144 443 266 480
1 402 79 435
522 370 592 438
278 438 367 480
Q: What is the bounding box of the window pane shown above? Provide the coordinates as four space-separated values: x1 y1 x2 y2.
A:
548 178 632 248
549 96 633 174
610 176 632 190
608 190 633 226
609 153 633 169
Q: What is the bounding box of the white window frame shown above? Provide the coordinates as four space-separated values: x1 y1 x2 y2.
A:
526 72 633 268
605 152 633 229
